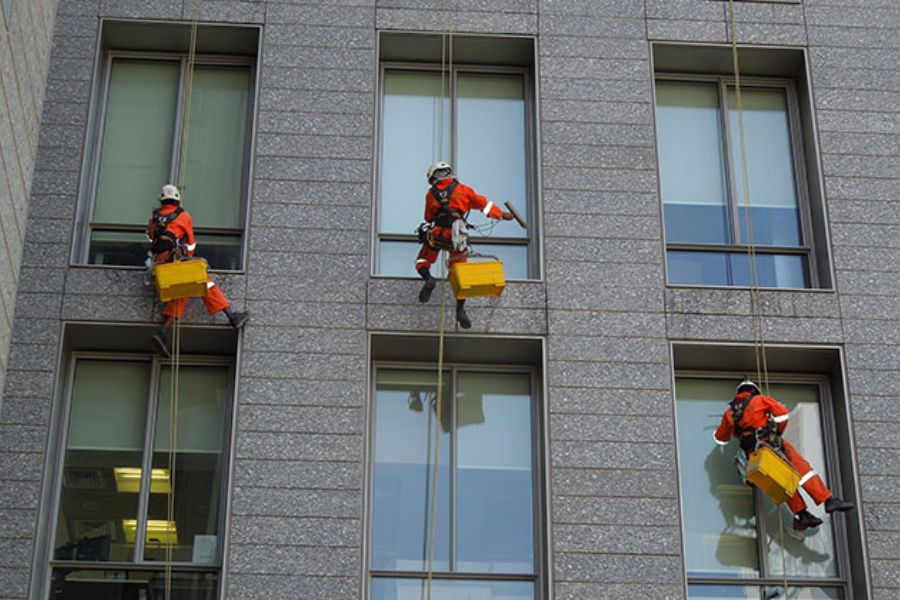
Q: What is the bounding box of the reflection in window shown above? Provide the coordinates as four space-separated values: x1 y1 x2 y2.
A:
655 78 812 288
377 67 534 279
86 58 253 270
676 378 846 598
371 368 537 597
52 357 231 597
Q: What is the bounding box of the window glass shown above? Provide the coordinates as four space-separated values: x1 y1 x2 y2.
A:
688 584 842 599
676 378 840 592
676 378 759 578
88 57 252 269
457 73 528 241
94 60 179 225
147 365 230 563
50 568 218 599
456 372 533 573
379 70 450 236
727 87 802 247
667 251 807 288
377 67 533 279
371 367 537 593
656 81 729 245
182 65 251 230
54 361 151 562
372 369 451 571
371 578 534 600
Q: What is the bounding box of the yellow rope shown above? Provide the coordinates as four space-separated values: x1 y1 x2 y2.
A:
165 2 200 596
424 5 454 599
729 1 784 593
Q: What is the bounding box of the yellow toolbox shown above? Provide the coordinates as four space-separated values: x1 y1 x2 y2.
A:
449 260 505 299
153 259 208 302
746 445 800 504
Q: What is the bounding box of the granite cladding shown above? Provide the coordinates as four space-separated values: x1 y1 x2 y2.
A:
0 0 898 598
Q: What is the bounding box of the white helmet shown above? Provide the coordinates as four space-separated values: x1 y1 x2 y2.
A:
427 161 452 182
735 380 760 395
160 183 181 203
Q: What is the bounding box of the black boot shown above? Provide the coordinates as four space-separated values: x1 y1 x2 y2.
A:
824 497 854 513
151 328 171 358
456 300 471 329
418 268 436 303
224 307 250 329
793 510 823 531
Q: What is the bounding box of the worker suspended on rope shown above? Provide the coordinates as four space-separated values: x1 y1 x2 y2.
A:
714 380 854 531
148 184 249 356
415 162 514 329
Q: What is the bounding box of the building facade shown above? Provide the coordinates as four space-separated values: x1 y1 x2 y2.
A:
1 1 898 599
0 0 58 403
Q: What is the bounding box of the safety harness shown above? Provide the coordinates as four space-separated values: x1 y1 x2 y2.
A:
417 180 470 252
731 392 782 453
430 180 464 227
150 205 185 256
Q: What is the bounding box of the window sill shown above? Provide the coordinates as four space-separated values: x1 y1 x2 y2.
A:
665 282 834 293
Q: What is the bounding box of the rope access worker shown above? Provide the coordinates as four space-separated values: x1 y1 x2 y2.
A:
415 162 514 329
148 184 249 357
714 380 854 531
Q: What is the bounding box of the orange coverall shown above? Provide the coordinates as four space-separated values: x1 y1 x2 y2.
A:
714 391 833 514
148 204 229 319
414 178 505 272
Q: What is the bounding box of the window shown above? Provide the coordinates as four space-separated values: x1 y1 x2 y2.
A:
369 365 540 599
675 375 852 598
655 76 815 288
50 355 233 598
375 33 537 280
76 22 259 270
1 0 10 24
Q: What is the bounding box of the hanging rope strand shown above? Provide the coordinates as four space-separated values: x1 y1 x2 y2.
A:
177 0 202 189
424 4 454 599
729 1 783 595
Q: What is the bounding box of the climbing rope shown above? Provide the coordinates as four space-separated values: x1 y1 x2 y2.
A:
424 3 455 599
164 1 200 597
728 1 785 595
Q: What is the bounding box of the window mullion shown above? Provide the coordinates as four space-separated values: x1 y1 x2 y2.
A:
170 57 189 185
134 358 161 562
449 367 458 572
719 78 741 248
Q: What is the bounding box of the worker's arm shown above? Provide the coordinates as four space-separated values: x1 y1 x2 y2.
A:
713 411 733 446
762 395 790 433
461 184 508 220
181 213 197 257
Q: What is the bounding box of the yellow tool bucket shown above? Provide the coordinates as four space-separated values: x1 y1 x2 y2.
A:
449 260 505 299
153 259 208 302
746 445 800 504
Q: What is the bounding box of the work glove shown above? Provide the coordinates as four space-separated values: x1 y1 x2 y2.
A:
500 211 515 221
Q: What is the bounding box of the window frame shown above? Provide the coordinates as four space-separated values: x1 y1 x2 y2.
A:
673 370 854 596
373 60 540 280
74 49 257 272
45 352 236 594
366 360 546 598
655 73 820 289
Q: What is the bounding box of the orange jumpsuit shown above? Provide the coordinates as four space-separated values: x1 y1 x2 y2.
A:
414 178 505 272
148 204 230 319
714 391 833 514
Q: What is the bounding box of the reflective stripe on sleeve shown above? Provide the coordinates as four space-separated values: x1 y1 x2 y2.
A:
799 471 816 485
186 242 197 251
772 414 789 423
206 281 215 289
482 201 494 216
415 259 428 265
713 432 728 446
